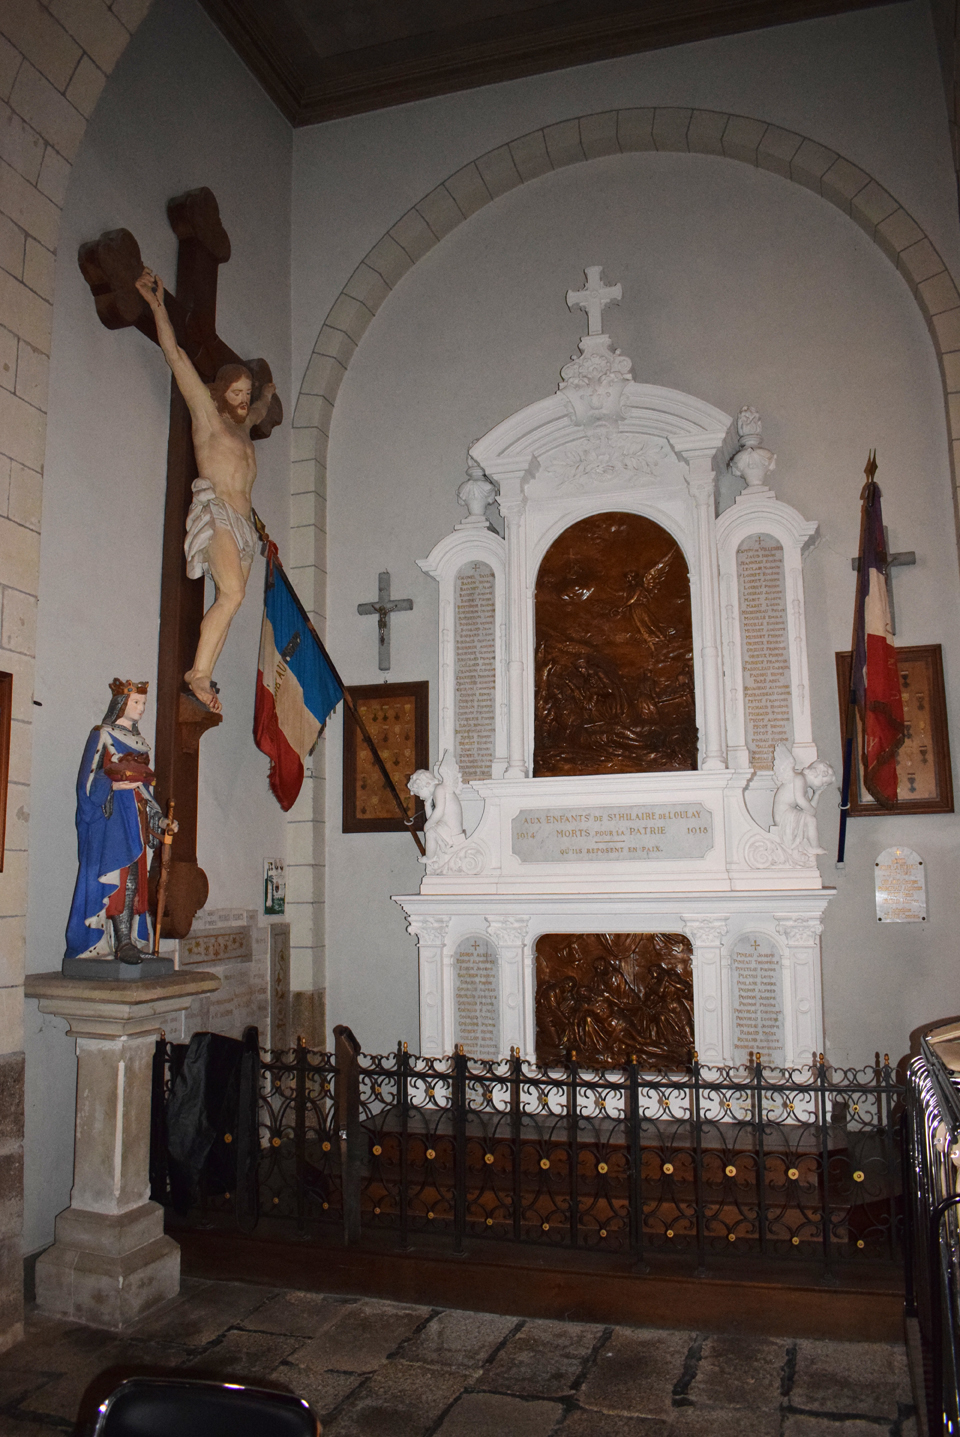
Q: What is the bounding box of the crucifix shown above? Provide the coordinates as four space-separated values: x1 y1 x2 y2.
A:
850 530 916 633
357 572 413 671
78 188 283 937
565 265 622 335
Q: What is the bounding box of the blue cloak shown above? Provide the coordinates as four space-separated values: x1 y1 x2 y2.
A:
64 726 153 960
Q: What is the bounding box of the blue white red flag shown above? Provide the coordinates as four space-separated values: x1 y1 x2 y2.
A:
254 559 342 811
850 457 904 806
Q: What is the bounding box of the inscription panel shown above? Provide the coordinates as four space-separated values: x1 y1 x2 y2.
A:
455 561 496 783
737 534 792 770
512 804 713 863
731 932 785 1065
455 934 499 1059
876 846 926 922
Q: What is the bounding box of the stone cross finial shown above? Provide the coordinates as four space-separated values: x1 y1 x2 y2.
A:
566 265 622 336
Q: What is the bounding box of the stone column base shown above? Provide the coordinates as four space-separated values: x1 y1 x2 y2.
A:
35 1200 180 1330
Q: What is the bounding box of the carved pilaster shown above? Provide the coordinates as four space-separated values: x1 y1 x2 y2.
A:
499 496 528 778
407 916 451 1058
775 915 824 1062
681 915 729 1062
686 457 726 771
486 916 531 1057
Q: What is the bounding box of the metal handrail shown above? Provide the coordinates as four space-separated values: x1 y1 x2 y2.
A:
904 1039 960 1435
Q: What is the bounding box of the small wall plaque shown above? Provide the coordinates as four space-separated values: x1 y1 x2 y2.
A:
875 846 926 923
264 857 285 915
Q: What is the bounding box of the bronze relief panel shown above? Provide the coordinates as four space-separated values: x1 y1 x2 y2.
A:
534 511 697 776
535 931 694 1070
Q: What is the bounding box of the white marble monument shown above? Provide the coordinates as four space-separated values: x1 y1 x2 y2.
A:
396 269 834 1068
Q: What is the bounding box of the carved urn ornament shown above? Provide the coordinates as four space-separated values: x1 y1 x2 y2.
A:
729 404 776 490
456 461 497 524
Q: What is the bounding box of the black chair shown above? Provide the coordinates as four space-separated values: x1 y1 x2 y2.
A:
92 1376 320 1436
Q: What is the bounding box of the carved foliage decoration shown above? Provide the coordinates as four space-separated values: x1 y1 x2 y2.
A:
534 512 697 777
535 932 694 1069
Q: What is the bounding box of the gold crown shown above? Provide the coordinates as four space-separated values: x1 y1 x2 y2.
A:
109 678 149 697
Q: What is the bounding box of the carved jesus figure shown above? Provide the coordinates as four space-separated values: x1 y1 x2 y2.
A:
135 267 277 712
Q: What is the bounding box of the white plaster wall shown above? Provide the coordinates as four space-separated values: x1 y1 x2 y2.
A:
291 0 960 388
321 148 960 1068
22 0 291 1253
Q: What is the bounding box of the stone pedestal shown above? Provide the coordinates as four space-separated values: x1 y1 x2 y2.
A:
24 969 220 1331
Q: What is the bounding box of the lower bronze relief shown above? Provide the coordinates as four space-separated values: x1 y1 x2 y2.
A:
534 511 697 776
536 932 694 1070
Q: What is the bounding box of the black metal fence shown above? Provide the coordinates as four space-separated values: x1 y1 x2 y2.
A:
903 1037 960 1435
152 1026 903 1280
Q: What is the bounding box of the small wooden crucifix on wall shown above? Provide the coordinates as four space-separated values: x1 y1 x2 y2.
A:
77 187 283 937
850 527 915 634
357 571 413 671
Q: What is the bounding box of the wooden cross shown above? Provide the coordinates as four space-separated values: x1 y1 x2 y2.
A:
357 571 413 671
565 265 622 335
78 188 282 937
850 528 916 634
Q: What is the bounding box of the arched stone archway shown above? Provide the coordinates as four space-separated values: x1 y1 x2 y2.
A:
290 107 960 628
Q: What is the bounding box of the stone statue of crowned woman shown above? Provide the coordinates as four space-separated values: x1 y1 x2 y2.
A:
64 679 176 970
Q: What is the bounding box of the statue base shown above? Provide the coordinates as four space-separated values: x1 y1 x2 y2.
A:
61 956 175 981
25 969 220 1329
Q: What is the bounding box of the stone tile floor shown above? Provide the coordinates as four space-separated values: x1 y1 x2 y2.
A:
0 1279 918 1436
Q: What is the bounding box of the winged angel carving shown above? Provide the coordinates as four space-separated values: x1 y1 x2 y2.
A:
407 750 465 863
771 743 835 863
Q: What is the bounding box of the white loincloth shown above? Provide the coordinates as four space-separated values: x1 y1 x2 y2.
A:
184 479 258 580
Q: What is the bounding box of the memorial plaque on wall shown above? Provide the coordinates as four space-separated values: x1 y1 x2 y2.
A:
512 803 713 863
455 935 499 1059
455 561 496 782
731 932 785 1065
534 511 697 777
875 846 926 922
737 534 792 770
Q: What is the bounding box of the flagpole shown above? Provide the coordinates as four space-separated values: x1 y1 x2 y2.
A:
259 537 426 859
837 452 875 866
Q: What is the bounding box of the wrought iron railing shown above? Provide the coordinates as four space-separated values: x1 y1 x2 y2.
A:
903 1037 960 1435
152 1026 903 1281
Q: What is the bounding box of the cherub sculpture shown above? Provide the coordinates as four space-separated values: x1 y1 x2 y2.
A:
407 751 466 863
771 743 835 862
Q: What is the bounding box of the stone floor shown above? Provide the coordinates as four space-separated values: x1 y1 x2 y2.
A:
0 1279 918 1436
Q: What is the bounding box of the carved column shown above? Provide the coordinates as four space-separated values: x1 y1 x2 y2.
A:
500 497 528 778
486 916 531 1058
681 916 729 1063
407 916 451 1057
686 455 726 771
775 915 824 1063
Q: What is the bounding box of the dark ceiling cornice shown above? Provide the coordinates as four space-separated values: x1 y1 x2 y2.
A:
197 0 904 127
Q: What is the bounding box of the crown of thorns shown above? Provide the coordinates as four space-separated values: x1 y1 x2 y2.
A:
109 678 149 697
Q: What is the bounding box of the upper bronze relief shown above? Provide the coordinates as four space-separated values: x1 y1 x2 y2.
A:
534 511 697 777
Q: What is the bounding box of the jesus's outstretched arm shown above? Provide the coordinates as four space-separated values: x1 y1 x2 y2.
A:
135 268 217 435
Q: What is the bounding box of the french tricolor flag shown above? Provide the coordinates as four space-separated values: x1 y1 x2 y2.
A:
254 558 343 811
851 458 905 806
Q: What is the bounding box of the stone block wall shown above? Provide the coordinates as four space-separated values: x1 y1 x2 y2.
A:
0 0 153 1351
